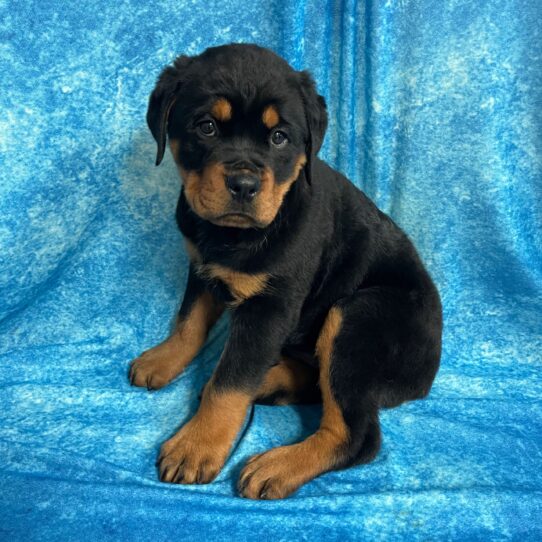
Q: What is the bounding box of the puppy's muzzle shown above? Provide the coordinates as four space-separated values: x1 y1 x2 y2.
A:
225 173 261 202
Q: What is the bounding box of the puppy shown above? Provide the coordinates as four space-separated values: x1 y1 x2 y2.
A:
129 43 443 500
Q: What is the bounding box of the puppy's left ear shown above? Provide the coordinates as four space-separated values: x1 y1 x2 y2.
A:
297 71 328 185
147 55 193 166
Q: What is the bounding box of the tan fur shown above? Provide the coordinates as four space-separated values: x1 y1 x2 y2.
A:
211 98 233 122
159 383 251 484
256 154 307 225
256 357 317 404
183 238 202 264
315 307 348 445
174 150 307 229
169 139 181 164
239 306 349 499
262 105 280 128
197 263 269 305
129 292 223 389
180 163 232 220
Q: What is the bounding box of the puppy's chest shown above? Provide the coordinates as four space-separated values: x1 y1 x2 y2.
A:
196 263 270 306
185 238 270 306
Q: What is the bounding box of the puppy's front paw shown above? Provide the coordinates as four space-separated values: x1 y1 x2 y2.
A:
157 421 229 484
238 445 308 500
129 337 185 390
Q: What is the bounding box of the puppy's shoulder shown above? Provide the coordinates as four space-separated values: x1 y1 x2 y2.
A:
312 158 379 222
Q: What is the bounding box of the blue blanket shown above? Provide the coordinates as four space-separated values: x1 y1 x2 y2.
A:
1 0 541 539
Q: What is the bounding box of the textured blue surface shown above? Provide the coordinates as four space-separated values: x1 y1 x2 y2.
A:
1 0 541 539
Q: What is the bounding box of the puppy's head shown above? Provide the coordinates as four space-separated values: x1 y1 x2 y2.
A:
147 44 327 229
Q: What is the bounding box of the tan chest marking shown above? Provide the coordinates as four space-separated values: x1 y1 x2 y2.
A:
183 238 269 305
197 263 269 305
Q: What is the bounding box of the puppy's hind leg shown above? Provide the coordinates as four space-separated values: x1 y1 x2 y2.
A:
239 285 441 499
254 357 320 405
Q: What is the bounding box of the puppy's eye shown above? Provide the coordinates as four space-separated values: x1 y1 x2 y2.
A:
198 120 217 137
270 130 288 147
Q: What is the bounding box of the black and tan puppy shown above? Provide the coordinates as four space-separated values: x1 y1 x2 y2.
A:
129 43 442 500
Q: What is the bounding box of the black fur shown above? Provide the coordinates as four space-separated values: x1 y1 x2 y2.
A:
146 43 442 481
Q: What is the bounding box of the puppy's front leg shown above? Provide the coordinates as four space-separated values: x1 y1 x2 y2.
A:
158 296 297 484
129 265 223 389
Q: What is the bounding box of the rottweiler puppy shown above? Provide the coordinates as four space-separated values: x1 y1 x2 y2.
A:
129 43 443 500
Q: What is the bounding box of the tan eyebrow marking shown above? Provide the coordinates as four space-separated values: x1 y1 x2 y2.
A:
211 98 233 122
262 105 280 129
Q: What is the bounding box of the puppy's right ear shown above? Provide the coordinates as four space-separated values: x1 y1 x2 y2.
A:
146 55 192 166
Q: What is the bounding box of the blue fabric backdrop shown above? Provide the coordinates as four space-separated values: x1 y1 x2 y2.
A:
1 0 541 539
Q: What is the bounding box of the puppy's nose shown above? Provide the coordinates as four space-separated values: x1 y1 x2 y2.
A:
225 174 261 202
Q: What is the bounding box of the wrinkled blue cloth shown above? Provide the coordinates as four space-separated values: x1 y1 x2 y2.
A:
1 0 541 539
